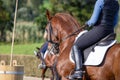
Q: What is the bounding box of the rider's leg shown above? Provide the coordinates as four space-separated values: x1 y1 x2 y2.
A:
69 45 83 79
40 41 48 56
39 42 48 69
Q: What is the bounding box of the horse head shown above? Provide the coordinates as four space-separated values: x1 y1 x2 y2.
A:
44 10 81 56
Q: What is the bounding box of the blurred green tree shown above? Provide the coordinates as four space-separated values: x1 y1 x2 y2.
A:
1 0 119 43
34 0 95 33
0 0 13 42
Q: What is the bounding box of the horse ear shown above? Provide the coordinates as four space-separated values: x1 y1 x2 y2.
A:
36 47 40 50
46 9 52 21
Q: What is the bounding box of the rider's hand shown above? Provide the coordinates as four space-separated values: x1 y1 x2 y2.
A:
84 24 89 28
82 23 88 29
83 23 92 30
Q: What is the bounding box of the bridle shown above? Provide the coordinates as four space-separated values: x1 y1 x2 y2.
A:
47 22 59 44
46 21 86 54
46 22 60 54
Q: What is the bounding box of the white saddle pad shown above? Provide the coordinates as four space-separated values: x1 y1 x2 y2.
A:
84 40 116 65
70 40 116 66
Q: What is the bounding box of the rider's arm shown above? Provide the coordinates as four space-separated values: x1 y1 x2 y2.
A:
86 0 104 27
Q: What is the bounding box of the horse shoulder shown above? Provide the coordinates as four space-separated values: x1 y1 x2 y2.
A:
112 43 120 79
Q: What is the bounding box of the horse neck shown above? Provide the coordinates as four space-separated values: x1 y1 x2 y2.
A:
58 26 81 57
59 36 76 56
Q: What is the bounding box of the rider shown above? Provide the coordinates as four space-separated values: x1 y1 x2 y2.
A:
69 0 119 79
38 41 48 68
40 41 48 56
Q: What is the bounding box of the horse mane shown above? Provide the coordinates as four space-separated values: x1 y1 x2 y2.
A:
55 13 81 29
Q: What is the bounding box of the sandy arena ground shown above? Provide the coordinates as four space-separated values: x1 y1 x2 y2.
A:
24 76 49 80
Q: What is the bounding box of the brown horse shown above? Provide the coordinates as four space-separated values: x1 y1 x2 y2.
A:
44 10 120 80
34 46 57 80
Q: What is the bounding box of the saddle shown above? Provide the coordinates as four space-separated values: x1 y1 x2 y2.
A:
96 33 116 46
70 33 116 65
83 33 116 61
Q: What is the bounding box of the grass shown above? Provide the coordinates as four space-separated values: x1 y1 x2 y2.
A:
0 33 120 55
0 43 43 55
117 34 120 43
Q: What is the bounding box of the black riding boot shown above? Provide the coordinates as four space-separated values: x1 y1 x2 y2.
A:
69 45 83 79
